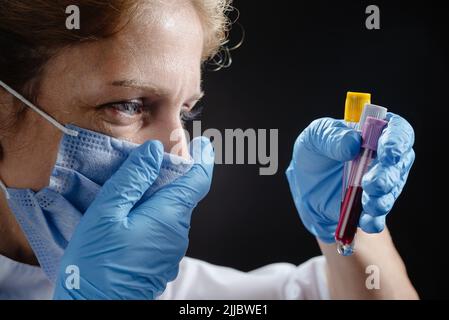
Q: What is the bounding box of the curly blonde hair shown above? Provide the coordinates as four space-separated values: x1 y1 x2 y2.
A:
190 0 233 60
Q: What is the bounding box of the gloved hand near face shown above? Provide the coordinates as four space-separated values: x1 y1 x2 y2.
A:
53 137 214 300
1 79 214 299
286 113 415 243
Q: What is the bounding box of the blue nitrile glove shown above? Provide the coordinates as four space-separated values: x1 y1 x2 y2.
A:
286 113 415 243
53 137 214 299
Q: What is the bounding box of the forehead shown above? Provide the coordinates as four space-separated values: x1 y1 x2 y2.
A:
100 1 204 76
47 1 205 97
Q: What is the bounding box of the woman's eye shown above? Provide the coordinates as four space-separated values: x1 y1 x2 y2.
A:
108 100 144 116
181 104 203 122
97 99 147 126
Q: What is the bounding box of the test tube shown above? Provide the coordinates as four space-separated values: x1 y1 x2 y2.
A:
357 104 388 131
342 92 371 196
335 117 388 256
342 104 388 191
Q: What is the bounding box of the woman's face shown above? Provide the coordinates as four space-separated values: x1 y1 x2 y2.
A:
0 1 204 191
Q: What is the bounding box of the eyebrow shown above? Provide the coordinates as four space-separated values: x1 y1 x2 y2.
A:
111 79 205 101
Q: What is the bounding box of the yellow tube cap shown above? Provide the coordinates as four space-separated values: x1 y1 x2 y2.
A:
344 92 371 123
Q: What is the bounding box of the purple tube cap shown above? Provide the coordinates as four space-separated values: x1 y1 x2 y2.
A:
362 117 388 151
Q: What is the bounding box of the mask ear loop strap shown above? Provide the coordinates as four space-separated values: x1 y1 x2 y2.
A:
0 179 10 199
0 80 79 137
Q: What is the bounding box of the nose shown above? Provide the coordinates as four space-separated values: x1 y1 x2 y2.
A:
149 103 190 159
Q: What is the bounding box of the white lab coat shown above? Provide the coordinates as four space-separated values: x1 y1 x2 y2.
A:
0 253 329 300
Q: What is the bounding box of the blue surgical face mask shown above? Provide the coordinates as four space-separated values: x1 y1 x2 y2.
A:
0 80 193 282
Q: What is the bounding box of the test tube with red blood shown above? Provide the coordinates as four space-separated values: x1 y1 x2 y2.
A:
335 116 388 256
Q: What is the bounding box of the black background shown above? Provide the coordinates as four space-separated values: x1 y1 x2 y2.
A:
186 0 447 299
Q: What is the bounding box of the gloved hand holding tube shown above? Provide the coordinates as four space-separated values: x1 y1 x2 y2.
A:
286 112 415 245
53 137 215 300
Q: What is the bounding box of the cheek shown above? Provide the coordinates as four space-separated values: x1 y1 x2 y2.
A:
24 127 62 191
1 111 63 191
